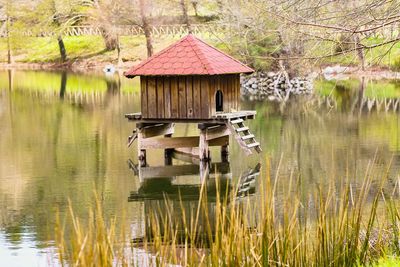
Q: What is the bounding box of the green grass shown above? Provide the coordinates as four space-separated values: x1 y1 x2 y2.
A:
315 79 400 99
0 35 183 64
3 36 106 63
0 40 7 61
26 36 107 63
373 257 400 267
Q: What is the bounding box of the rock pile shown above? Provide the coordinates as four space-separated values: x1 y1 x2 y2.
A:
241 71 314 101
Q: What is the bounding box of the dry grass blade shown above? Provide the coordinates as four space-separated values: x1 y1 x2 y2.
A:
54 159 400 267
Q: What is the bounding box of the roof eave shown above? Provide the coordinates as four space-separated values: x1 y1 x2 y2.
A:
124 69 254 77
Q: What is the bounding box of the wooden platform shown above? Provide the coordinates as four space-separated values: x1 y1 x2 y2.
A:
126 110 261 164
125 110 256 123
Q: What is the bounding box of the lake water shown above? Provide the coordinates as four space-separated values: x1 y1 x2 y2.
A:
0 70 399 266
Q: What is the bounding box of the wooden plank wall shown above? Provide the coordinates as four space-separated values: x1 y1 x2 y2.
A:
140 74 240 119
208 74 240 115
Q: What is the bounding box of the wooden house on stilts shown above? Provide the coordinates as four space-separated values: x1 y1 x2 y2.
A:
124 34 261 166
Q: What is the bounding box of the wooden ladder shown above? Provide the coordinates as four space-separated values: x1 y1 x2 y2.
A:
127 129 138 148
237 163 261 197
225 118 262 155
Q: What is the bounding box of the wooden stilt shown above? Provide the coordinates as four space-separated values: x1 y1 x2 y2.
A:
139 149 147 167
164 151 172 165
137 125 147 167
199 127 210 161
129 120 241 171
221 145 229 162
164 133 173 165
199 160 209 180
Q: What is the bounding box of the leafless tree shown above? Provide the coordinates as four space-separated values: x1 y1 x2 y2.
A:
180 0 192 33
23 0 88 62
191 0 199 17
91 0 120 51
4 0 12 63
139 0 153 57
218 0 400 72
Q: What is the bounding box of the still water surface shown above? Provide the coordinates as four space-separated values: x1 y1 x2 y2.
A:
0 70 399 266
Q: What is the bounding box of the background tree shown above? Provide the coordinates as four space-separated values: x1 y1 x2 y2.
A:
2 0 400 72
90 0 120 51
191 0 199 17
215 0 400 73
180 0 192 33
0 0 22 64
4 0 12 63
25 0 89 62
138 0 153 57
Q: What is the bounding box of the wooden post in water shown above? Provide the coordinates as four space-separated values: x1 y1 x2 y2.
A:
198 125 209 161
137 125 146 167
221 145 229 162
199 160 209 180
164 133 173 165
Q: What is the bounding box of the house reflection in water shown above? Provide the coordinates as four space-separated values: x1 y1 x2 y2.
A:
127 154 260 246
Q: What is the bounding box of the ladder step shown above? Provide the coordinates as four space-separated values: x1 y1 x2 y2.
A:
127 132 138 148
241 181 251 187
231 118 244 124
241 134 255 140
225 121 261 155
238 187 250 193
236 127 249 132
247 142 260 148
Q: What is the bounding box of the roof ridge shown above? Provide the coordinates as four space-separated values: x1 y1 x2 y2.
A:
186 34 212 74
125 36 191 76
187 35 216 74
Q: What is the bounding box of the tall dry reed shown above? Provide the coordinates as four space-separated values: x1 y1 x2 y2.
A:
55 160 400 266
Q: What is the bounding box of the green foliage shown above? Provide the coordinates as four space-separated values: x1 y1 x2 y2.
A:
247 42 275 70
0 35 152 63
25 36 106 63
373 257 400 267
311 36 400 68
391 56 400 71
315 79 400 99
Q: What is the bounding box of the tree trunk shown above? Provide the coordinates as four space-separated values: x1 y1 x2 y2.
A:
57 35 67 62
117 35 122 67
101 27 118 51
59 71 67 99
354 34 365 71
216 0 223 14
7 69 13 91
357 76 365 110
6 22 12 64
106 77 120 95
180 0 192 34
5 6 12 64
191 1 199 17
139 0 154 57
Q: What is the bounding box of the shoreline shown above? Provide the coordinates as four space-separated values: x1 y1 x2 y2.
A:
0 61 132 73
1 62 400 80
319 65 400 80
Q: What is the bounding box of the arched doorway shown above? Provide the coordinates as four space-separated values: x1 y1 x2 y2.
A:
216 90 223 112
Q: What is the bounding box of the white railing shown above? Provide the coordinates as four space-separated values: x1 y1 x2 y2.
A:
0 23 223 38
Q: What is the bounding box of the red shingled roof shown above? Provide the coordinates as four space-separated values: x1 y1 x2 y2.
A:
124 34 254 77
